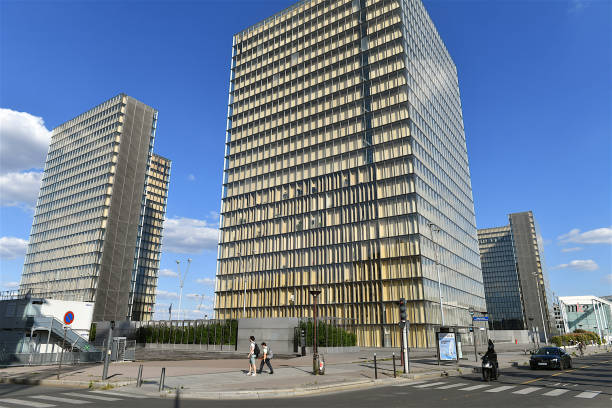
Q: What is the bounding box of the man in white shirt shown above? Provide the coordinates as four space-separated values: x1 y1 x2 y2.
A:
247 335 257 376
257 342 274 374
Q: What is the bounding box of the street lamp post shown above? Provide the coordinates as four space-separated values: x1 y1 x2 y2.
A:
469 307 477 362
310 289 321 375
532 272 548 344
428 223 445 327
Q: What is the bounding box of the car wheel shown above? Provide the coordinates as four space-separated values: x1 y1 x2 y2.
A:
568 360 572 369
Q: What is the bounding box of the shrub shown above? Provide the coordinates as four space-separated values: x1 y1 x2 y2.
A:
550 330 601 347
298 320 357 347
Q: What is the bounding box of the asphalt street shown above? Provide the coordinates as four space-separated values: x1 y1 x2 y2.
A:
0 352 610 407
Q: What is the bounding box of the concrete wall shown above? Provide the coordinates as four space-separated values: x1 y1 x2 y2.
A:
236 318 299 355
488 329 530 344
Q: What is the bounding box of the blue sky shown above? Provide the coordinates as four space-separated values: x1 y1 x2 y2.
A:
0 0 610 319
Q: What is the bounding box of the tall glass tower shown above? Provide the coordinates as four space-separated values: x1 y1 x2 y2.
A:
215 0 484 347
19 94 171 322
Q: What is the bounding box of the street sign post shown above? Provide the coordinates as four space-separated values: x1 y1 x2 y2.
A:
472 316 489 322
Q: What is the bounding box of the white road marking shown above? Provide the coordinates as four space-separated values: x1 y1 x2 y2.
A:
62 392 121 401
89 391 148 398
575 391 601 399
485 386 515 393
31 395 90 404
513 387 541 394
0 399 55 407
542 389 569 396
460 384 490 391
414 381 447 388
437 383 467 389
392 380 429 387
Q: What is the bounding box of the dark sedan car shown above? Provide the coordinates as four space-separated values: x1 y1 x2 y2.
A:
530 347 572 370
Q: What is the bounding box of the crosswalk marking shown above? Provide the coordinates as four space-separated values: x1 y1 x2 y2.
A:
31 395 90 404
414 381 447 388
0 399 55 407
437 383 467 389
393 380 429 387
513 387 541 394
460 384 490 391
63 392 121 401
575 391 601 399
542 389 569 396
89 391 148 399
485 386 515 393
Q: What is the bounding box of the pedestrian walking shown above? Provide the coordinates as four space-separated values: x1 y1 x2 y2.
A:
247 335 260 376
257 342 274 374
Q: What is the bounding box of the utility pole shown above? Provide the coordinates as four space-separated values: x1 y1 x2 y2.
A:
469 308 478 362
102 321 115 380
428 223 445 327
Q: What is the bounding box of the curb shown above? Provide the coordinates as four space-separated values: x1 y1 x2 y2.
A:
0 376 135 389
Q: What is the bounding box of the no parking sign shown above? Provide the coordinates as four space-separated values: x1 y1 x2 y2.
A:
64 310 74 325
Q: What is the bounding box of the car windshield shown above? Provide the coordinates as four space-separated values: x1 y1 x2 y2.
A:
536 348 559 355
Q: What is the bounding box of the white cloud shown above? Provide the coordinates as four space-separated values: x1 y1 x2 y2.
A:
196 277 216 286
159 268 178 277
558 227 612 245
156 289 179 299
0 109 50 209
568 0 589 14
0 236 28 259
0 171 43 208
561 247 583 253
553 259 599 271
187 174 195 181
2 281 19 289
0 108 51 173
162 217 218 254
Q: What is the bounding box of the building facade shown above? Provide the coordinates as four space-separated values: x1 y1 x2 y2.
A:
129 154 172 321
19 94 170 322
559 295 612 343
478 211 556 341
477 226 525 330
215 0 485 347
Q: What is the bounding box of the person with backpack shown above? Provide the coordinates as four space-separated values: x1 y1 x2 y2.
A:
247 335 259 376
257 342 274 374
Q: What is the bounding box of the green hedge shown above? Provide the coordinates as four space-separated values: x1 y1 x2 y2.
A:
298 321 357 347
136 320 238 345
550 330 601 347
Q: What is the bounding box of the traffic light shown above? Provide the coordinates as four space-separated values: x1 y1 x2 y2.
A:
399 297 407 321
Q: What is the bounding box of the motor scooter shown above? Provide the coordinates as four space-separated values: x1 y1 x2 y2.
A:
481 355 498 382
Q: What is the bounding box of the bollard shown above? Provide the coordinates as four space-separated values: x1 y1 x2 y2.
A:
392 353 397 378
159 367 166 391
174 387 180 408
374 353 378 379
137 364 143 387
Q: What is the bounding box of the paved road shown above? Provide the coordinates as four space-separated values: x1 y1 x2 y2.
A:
1 352 609 407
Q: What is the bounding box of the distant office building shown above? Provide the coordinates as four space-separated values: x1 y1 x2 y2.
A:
129 154 172 321
559 295 612 343
478 211 556 341
215 0 485 347
19 94 170 322
553 302 566 335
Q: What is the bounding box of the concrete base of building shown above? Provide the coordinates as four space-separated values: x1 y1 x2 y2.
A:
488 330 530 344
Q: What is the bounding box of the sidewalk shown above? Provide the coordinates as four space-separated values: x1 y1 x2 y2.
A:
1 344 609 399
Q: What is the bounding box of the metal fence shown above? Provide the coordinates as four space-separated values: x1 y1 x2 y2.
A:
0 351 103 367
135 319 238 350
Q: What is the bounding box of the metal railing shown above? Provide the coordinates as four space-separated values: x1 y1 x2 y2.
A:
0 350 103 367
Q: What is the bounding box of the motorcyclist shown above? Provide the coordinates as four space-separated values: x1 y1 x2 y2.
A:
482 339 498 379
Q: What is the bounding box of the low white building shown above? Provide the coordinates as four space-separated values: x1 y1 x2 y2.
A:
558 295 612 343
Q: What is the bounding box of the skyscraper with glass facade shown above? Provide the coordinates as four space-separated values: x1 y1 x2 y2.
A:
19 94 171 322
215 0 485 347
129 154 172 321
478 211 556 340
